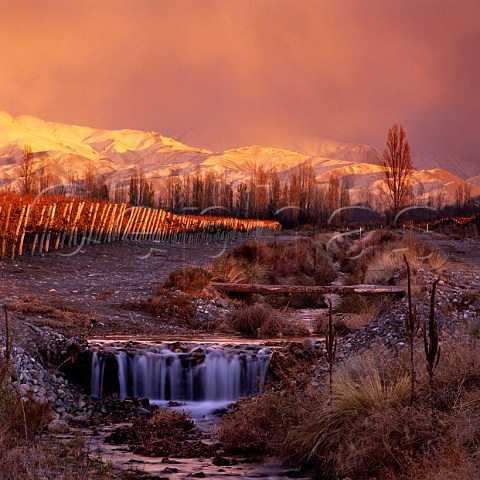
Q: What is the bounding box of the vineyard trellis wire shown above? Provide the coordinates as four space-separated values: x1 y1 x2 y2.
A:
0 194 280 260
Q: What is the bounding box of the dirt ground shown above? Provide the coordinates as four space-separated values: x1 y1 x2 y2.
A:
0 238 244 338
1 231 478 341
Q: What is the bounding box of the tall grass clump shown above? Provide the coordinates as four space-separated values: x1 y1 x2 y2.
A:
219 390 302 456
228 304 308 336
164 266 212 292
289 353 421 479
211 255 268 284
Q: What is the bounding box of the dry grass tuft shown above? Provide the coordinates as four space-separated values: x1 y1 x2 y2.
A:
228 303 308 336
10 296 97 328
219 390 301 456
165 266 212 292
0 357 114 479
210 256 248 284
312 295 380 334
289 354 418 478
363 237 447 284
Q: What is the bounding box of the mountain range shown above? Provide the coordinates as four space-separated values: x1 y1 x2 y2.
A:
0 111 478 205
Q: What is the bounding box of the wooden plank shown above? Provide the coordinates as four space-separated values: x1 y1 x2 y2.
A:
211 282 405 295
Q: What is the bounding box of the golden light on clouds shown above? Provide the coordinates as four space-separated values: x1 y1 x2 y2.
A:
0 0 479 165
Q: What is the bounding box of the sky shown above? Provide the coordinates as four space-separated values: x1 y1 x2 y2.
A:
0 0 479 169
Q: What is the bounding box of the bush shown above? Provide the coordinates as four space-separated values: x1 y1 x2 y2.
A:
289 353 417 478
147 294 195 323
165 266 211 292
219 390 302 456
228 304 308 336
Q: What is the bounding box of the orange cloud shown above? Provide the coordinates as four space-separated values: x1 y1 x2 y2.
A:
0 0 479 172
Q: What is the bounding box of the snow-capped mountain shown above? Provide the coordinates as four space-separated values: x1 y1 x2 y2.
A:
0 111 478 205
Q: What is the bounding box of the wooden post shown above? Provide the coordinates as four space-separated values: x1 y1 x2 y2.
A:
92 203 108 244
44 203 57 253
106 203 118 242
39 204 55 254
18 204 31 256
121 207 136 241
86 203 99 245
4 305 11 364
1 204 12 258
61 202 74 249
55 203 69 250
138 208 150 240
31 205 46 255
11 204 26 260
69 202 85 247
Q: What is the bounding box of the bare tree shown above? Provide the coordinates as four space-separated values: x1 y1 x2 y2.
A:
19 145 36 194
381 124 413 217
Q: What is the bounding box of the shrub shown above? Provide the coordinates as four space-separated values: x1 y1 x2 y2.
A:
219 390 302 456
147 294 195 323
336 294 369 314
289 353 416 478
228 304 308 336
165 266 211 292
211 256 248 284
0 362 50 443
0 358 114 479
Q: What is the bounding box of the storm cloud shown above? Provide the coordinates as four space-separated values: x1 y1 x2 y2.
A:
0 0 479 169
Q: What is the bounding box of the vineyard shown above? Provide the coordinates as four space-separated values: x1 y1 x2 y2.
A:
0 194 280 259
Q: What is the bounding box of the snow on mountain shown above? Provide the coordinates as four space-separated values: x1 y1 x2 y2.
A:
289 136 382 166
468 175 480 187
413 151 480 180
0 111 478 205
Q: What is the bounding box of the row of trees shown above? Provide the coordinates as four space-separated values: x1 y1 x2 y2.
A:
13 125 479 226
156 164 351 226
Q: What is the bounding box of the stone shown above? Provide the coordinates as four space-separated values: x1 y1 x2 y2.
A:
48 419 70 433
18 384 30 395
71 415 88 424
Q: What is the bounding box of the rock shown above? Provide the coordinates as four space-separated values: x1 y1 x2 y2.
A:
18 384 30 395
33 394 48 405
212 456 237 466
61 412 74 422
46 410 60 422
71 415 88 424
48 419 70 433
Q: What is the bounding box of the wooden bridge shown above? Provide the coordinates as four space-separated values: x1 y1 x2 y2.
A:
211 283 405 296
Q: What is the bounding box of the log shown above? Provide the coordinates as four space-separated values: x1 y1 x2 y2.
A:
211 282 405 295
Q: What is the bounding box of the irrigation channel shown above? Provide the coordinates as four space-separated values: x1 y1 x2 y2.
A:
89 341 272 417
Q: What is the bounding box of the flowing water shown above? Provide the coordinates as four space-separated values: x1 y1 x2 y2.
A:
89 343 271 415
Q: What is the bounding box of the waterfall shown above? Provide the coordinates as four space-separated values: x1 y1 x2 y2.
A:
116 352 128 399
90 346 271 403
90 351 106 398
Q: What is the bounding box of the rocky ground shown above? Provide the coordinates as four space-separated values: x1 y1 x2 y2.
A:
0 238 245 338
330 233 480 369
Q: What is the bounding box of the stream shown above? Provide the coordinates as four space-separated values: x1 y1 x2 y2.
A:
83 340 310 479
